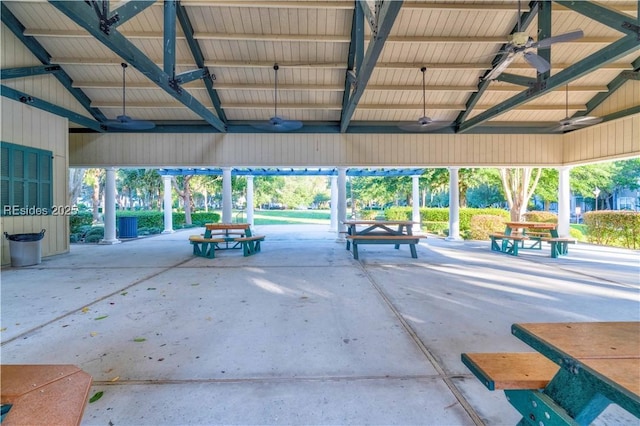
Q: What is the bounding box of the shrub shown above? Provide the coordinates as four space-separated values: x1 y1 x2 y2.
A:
138 227 162 236
469 215 507 240
70 211 93 233
359 209 381 220
569 227 585 241
384 207 510 239
113 210 221 229
584 211 640 249
523 211 557 223
84 226 104 243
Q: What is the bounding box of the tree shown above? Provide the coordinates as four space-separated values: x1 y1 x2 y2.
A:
612 158 640 191
190 175 221 211
532 169 559 210
84 169 104 223
172 175 194 224
254 176 286 207
499 167 542 221
570 163 615 210
68 168 85 208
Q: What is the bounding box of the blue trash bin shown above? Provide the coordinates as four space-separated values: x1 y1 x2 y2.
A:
118 216 138 238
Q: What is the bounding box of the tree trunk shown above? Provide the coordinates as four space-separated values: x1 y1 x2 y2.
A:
500 167 542 222
172 176 194 225
68 168 85 208
92 179 101 223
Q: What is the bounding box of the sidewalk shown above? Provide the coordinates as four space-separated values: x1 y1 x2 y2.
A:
1 225 638 425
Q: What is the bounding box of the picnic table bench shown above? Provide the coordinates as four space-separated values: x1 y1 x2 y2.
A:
490 222 575 258
462 322 640 425
0 364 93 426
189 223 264 258
346 234 423 260
342 220 424 260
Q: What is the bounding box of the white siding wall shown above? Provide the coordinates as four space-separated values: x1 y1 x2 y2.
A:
1 25 94 122
70 132 568 168
563 114 640 165
1 99 70 266
69 110 639 168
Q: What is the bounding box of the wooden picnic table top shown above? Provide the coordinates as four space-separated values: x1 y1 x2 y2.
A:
511 322 640 410
342 220 417 226
505 221 557 230
1 364 92 425
205 223 251 230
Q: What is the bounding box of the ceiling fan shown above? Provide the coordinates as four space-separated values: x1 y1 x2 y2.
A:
251 64 303 132
484 1 584 80
554 85 602 132
398 67 451 132
104 63 155 130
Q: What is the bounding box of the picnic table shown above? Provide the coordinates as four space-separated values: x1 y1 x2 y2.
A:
342 220 424 260
490 221 575 258
0 364 93 425
189 223 264 258
462 322 640 425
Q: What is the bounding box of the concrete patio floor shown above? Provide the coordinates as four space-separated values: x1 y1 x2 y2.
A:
1 224 638 425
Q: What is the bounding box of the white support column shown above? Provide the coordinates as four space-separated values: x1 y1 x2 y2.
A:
411 174 421 233
100 167 120 245
337 168 347 239
162 175 174 233
222 167 232 223
246 175 254 227
446 167 462 241
557 166 571 237
330 175 338 232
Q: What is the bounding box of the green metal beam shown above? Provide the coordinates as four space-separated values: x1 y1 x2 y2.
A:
0 65 61 80
341 1 363 119
454 1 538 126
1 3 106 122
578 57 640 116
175 68 208 85
176 4 227 123
50 0 226 132
355 1 365 70
458 34 640 132
537 0 552 82
357 0 375 32
599 105 640 123
496 73 536 86
554 0 638 35
340 0 403 133
1 85 104 132
164 0 177 78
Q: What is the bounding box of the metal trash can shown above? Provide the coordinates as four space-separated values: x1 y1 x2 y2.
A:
4 229 46 267
118 216 138 238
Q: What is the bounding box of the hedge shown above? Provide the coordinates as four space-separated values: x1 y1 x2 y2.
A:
385 207 510 238
583 211 640 249
114 211 221 229
70 211 221 241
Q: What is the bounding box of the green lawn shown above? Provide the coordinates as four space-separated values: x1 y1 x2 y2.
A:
229 209 331 225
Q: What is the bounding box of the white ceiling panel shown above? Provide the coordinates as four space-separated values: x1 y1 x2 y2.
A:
1 0 637 133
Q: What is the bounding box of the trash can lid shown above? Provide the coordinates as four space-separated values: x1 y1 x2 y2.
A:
4 229 46 242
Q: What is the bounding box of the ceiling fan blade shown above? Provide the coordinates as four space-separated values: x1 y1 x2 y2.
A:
534 29 583 48
484 52 518 80
105 115 155 130
554 116 602 132
253 64 304 132
563 116 603 126
251 116 303 132
523 52 551 73
398 120 452 132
